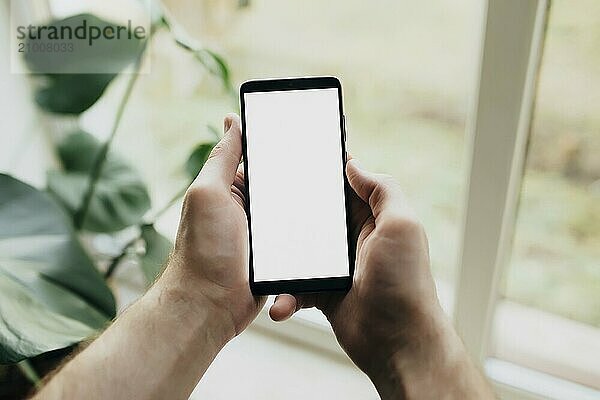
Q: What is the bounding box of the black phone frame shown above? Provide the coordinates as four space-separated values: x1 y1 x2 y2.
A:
240 76 355 295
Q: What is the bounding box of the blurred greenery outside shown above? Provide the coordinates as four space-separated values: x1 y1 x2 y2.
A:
92 1 597 325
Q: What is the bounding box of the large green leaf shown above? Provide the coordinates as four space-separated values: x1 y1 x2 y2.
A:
33 74 115 115
160 13 233 94
48 130 151 233
24 14 145 114
0 174 115 363
0 273 98 364
139 225 172 285
191 49 234 94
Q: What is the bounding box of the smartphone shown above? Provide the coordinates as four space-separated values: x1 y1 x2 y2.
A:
240 76 354 295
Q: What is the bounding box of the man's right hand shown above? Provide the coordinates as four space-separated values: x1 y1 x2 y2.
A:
269 159 495 399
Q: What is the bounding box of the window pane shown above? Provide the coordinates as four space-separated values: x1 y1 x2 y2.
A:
494 0 600 389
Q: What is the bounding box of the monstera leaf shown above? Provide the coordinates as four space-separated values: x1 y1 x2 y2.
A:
33 74 116 115
139 224 172 285
47 130 151 233
24 14 146 114
159 10 234 94
191 48 233 94
0 174 115 363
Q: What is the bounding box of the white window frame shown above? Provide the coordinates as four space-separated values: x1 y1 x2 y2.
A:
454 1 599 398
453 0 548 361
6 0 599 399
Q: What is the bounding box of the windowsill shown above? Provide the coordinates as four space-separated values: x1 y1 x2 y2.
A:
491 300 600 391
486 358 600 400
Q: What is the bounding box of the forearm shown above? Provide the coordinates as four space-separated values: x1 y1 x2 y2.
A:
371 308 496 400
34 266 234 400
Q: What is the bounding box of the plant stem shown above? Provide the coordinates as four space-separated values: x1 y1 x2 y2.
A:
104 183 188 278
152 186 189 221
207 124 222 141
104 236 139 279
73 53 144 230
17 360 42 389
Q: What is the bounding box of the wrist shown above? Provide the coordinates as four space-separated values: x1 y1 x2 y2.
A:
148 262 237 349
371 306 479 399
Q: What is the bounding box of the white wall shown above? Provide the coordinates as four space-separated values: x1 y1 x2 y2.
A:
0 2 55 186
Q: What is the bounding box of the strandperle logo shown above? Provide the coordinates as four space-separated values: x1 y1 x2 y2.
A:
16 19 147 47
10 12 150 74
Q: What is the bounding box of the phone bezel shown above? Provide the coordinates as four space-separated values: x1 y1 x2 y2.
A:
240 76 355 295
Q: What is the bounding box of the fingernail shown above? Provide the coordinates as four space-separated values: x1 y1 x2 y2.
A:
224 117 233 133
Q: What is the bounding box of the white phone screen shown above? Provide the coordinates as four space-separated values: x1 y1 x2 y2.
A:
244 88 349 282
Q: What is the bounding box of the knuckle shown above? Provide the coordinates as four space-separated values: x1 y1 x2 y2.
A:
375 173 395 183
379 215 424 239
370 174 399 198
208 138 237 166
373 173 397 189
208 141 226 160
369 177 398 208
184 182 217 205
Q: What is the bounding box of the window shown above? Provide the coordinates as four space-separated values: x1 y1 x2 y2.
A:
492 0 600 390
503 0 600 329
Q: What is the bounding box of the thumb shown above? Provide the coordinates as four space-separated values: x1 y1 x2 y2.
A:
346 158 377 204
269 294 297 322
346 159 405 219
269 293 320 322
193 113 242 190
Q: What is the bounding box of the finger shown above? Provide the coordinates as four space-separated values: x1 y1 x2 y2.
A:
269 294 297 322
192 113 242 190
269 293 319 321
344 154 372 232
233 162 245 190
346 159 407 220
229 162 245 205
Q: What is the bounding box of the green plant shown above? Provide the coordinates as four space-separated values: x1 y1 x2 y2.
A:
0 6 234 389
